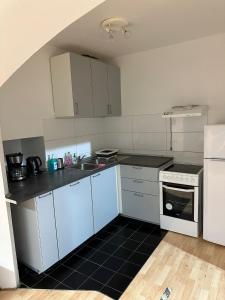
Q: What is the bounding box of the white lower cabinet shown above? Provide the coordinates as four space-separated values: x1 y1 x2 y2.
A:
11 192 59 273
122 190 160 224
91 167 119 233
53 176 94 259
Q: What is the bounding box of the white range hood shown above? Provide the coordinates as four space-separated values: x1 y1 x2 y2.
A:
162 105 207 118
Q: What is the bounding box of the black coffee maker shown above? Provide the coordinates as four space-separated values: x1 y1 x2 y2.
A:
6 152 27 181
26 156 42 176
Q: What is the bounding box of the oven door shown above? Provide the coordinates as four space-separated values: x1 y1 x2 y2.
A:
161 182 195 221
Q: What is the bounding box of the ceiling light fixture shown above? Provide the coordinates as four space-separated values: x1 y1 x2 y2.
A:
101 17 131 40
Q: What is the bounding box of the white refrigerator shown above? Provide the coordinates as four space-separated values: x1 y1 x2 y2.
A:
204 124 225 246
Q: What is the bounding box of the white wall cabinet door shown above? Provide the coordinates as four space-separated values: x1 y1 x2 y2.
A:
107 64 121 116
50 52 93 118
91 167 119 233
91 59 108 117
53 177 94 259
70 53 93 117
11 192 59 273
35 192 59 271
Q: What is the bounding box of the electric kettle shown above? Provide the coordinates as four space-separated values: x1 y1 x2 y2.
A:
26 156 42 175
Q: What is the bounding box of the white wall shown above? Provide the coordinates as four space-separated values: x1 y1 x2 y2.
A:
0 45 64 141
0 0 105 86
115 33 225 123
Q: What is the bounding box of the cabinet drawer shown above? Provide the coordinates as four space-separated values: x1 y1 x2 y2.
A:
122 190 160 224
120 165 158 181
121 178 159 195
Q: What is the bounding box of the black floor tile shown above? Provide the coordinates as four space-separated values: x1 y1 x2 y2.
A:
101 286 122 300
87 238 106 249
107 273 132 292
79 278 103 291
19 266 46 287
118 262 140 278
116 227 134 238
89 250 109 265
48 264 73 282
95 230 112 241
103 224 123 235
122 239 140 251
110 235 126 247
130 231 149 242
137 223 158 234
128 252 149 266
100 242 118 254
113 247 133 260
62 271 86 289
63 255 86 269
91 266 115 284
111 216 131 227
76 246 95 259
32 275 59 289
77 260 100 276
151 228 167 238
54 283 72 290
136 242 156 255
103 256 125 272
125 222 142 230
20 283 28 288
144 235 163 247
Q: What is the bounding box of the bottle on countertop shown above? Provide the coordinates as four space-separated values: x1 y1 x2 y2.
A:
72 153 77 165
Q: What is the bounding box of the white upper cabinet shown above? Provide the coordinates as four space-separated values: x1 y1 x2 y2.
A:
50 52 121 118
107 64 121 116
50 52 93 118
91 59 108 117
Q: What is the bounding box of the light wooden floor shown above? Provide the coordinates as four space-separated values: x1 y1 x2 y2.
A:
1 232 225 300
121 232 225 300
0 289 111 300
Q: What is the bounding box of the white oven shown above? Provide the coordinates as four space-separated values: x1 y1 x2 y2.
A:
159 166 203 237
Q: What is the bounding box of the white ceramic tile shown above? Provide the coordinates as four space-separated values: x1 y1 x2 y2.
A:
91 134 105 152
43 118 75 141
133 133 167 151
103 116 132 133
74 136 94 157
132 114 167 133
172 115 207 132
45 138 77 160
103 133 133 150
172 132 204 152
74 118 103 136
173 151 203 165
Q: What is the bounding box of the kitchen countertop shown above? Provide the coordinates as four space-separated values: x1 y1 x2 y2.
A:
6 154 172 204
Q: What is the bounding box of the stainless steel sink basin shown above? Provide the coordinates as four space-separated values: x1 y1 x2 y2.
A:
74 163 99 171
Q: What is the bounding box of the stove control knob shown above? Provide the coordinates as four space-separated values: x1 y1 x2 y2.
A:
166 203 173 211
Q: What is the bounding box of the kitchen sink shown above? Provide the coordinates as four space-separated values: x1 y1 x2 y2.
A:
74 163 100 171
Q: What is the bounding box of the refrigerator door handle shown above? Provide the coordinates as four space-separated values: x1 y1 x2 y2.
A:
208 158 225 162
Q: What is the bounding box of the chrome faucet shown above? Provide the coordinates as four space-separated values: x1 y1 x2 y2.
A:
77 155 86 164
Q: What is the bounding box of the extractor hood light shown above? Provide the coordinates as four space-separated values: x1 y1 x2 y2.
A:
162 105 208 118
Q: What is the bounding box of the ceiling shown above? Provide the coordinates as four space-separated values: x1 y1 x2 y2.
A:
50 0 225 59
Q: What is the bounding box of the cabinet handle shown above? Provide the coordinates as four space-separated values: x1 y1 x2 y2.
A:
74 102 79 115
107 104 110 115
109 104 112 114
70 181 80 187
38 192 52 198
132 166 143 170
93 173 101 178
133 179 143 183
134 192 144 197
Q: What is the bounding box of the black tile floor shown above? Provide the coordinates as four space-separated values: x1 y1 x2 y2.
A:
19 215 167 299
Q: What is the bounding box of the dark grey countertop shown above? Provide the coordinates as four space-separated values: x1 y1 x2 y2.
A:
6 154 173 203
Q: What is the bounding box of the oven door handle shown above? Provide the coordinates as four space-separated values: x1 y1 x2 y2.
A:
162 185 194 193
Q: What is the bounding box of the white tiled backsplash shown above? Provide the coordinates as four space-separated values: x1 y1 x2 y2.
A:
43 113 207 165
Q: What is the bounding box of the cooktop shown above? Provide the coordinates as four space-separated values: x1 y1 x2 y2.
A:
164 164 203 174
